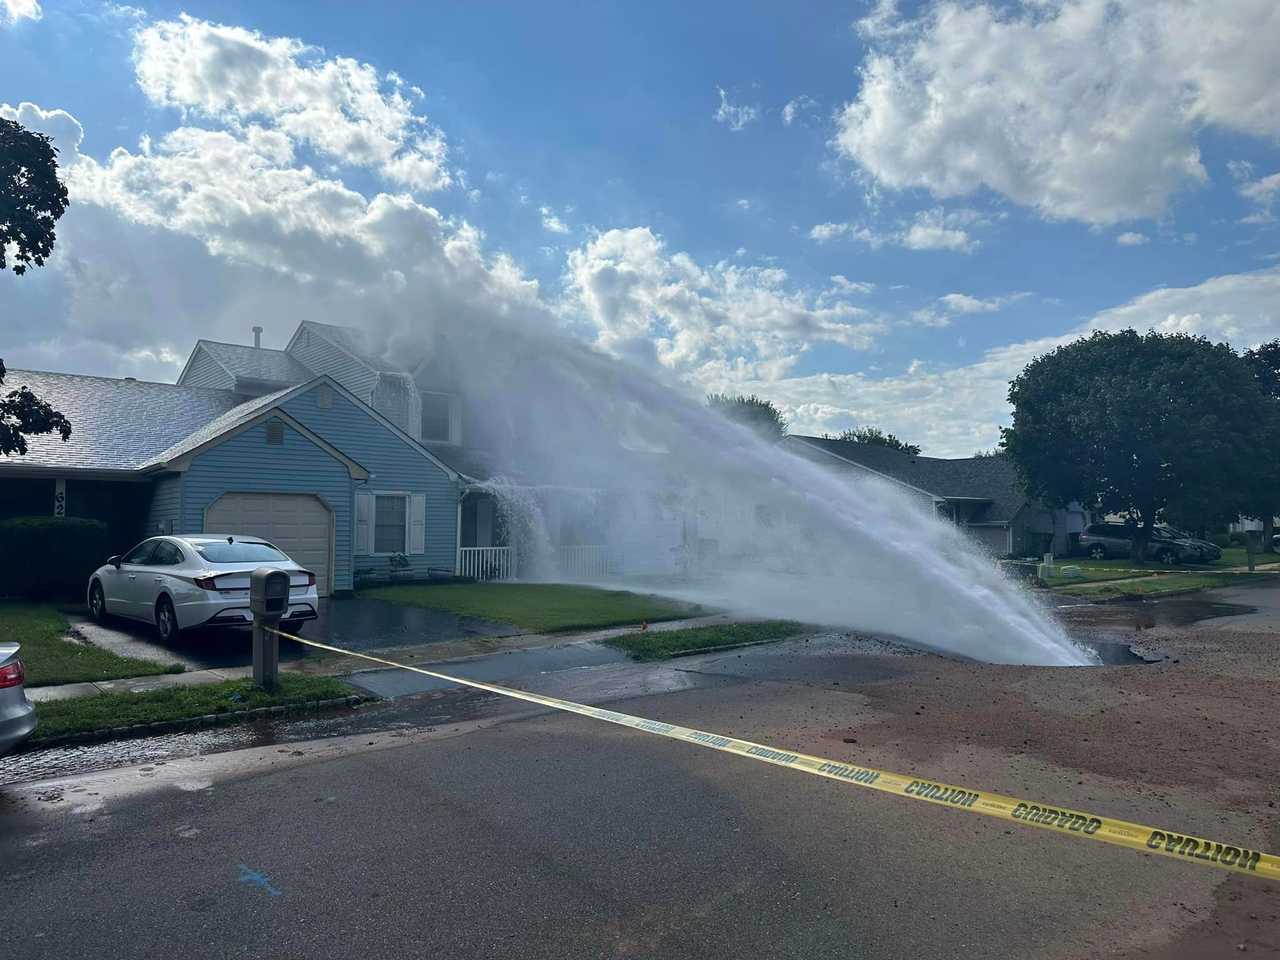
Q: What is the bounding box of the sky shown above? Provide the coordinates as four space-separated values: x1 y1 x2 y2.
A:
2 0 1279 456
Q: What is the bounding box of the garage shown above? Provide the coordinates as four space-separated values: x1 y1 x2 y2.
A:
206 493 335 596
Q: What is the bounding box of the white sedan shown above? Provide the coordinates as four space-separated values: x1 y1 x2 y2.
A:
86 535 319 641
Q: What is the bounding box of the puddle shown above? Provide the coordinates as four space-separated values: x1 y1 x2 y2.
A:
1057 596 1256 631
1075 639 1157 665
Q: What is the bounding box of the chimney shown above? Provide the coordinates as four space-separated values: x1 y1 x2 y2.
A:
252 325 263 348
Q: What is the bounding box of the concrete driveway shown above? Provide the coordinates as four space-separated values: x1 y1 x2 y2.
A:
72 595 520 672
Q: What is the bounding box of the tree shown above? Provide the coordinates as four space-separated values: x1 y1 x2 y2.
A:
1241 341 1280 551
1002 330 1263 563
827 426 921 456
706 393 788 442
971 448 1004 458
0 360 71 455
1 116 70 275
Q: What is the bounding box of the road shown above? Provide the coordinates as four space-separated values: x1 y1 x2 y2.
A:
3 590 1279 958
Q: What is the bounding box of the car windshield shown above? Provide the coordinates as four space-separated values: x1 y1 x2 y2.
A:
192 540 288 563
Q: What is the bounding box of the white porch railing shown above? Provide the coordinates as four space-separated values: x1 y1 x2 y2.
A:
557 544 610 579
457 546 515 581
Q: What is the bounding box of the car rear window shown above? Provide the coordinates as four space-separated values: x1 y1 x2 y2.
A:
192 541 288 563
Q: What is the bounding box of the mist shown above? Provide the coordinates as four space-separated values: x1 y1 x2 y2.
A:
363 303 1090 668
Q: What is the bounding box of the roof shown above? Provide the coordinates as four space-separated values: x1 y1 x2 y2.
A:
296 321 403 373
139 382 304 469
786 435 1029 522
0 370 245 473
196 340 313 386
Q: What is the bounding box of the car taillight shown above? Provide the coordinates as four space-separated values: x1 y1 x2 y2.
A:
0 659 24 689
194 576 218 590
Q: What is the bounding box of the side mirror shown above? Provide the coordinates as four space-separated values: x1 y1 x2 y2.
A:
108 555 122 569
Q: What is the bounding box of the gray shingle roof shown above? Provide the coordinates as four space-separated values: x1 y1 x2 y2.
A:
302 321 403 372
139 382 306 469
0 370 245 472
198 340 313 386
787 435 1028 522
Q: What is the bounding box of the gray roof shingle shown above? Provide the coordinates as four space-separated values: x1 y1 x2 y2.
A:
787 435 1028 522
0 370 246 472
198 340 313 386
302 321 403 372
138 382 306 469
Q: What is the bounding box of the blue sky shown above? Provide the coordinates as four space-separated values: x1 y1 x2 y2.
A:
3 0 1280 454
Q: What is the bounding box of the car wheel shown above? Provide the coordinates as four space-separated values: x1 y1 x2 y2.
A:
88 581 109 623
1088 545 1107 560
280 619 305 636
155 596 179 642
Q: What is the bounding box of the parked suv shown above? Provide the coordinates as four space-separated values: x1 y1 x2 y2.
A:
1077 523 1201 564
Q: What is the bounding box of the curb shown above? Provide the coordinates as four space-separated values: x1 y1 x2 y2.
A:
22 694 371 752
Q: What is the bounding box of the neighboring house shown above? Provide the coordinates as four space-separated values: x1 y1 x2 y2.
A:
782 435 1088 557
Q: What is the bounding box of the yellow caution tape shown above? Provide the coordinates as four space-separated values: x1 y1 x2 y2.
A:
271 628 1279 882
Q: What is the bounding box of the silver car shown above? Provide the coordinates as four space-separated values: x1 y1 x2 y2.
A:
86 535 319 641
0 644 37 755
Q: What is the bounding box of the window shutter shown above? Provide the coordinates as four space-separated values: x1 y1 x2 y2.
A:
409 494 427 555
355 491 373 555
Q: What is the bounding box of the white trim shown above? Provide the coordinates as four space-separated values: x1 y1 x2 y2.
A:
367 490 412 556
419 390 460 445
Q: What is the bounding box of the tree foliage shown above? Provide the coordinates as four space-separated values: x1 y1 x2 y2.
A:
828 426 921 456
1002 329 1263 560
1241 340 1280 550
706 393 788 443
0 360 72 456
1 116 70 276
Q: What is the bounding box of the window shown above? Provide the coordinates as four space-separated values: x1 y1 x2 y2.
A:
421 393 454 443
266 420 285 445
122 540 158 565
193 540 289 563
374 495 408 553
151 541 185 566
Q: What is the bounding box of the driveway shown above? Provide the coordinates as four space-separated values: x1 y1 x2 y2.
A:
72 595 520 672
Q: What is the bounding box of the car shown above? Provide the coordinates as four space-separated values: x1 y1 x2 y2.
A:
0 644 37 756
86 535 319 642
1077 522 1201 564
1159 525 1222 563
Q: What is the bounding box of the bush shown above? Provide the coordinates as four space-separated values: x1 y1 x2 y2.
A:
1209 532 1232 548
1229 532 1248 546
0 516 109 601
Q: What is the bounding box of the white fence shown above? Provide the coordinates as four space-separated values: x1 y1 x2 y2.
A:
557 544 610 580
457 546 515 581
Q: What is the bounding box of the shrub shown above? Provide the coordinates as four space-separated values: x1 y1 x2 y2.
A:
1229 532 1248 546
1209 532 1232 548
0 516 109 601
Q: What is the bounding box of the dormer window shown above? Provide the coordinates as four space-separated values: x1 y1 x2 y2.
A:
421 392 458 444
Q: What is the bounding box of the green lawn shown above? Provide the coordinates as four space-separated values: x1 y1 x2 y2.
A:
1053 572 1237 600
1214 547 1280 568
604 621 806 660
0 602 179 687
31 674 354 743
359 582 702 633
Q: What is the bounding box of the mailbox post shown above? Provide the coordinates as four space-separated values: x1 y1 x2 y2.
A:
249 567 291 691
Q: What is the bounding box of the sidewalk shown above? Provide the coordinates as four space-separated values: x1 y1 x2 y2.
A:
26 666 253 703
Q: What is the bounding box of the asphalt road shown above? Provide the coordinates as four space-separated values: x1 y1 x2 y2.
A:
6 625 1268 960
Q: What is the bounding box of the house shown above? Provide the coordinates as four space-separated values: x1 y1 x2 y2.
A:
782 435 1088 557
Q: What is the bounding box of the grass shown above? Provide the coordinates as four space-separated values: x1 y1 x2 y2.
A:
359 582 702 633
1214 547 1280 568
1053 572 1238 600
30 674 354 743
0 602 180 687
604 620 807 660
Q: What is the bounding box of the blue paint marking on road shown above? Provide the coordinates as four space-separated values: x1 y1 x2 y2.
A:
238 864 282 897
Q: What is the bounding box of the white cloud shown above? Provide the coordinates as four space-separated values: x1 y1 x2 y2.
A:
713 86 759 132
1 0 40 26
539 206 570 234
1237 170 1280 223
564 227 884 381
1 101 84 158
827 275 875 295
735 198 752 211
809 207 982 253
1116 232 1151 246
909 291 1023 328
132 14 451 192
837 0 1280 225
781 95 817 127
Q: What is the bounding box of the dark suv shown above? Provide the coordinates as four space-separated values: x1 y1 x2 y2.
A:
1077 523 1200 564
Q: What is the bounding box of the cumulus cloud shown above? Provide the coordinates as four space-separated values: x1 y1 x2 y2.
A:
1236 170 1280 223
809 207 983 253
713 86 759 132
1 0 40 26
781 95 817 127
1 101 84 158
539 206 570 234
564 227 884 381
1116 232 1151 246
836 0 1280 225
132 14 451 192
909 291 1024 327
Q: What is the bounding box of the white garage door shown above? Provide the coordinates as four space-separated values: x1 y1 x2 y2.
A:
206 493 334 596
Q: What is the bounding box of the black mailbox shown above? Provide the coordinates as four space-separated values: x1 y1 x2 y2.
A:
249 567 291 620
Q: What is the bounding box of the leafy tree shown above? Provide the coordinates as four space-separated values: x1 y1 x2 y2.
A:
971 448 1004 458
1002 330 1263 562
0 360 71 455
827 426 921 456
1 116 70 275
1241 341 1280 551
706 393 788 442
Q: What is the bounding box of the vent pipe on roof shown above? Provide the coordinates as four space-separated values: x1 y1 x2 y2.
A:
252 325 263 348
